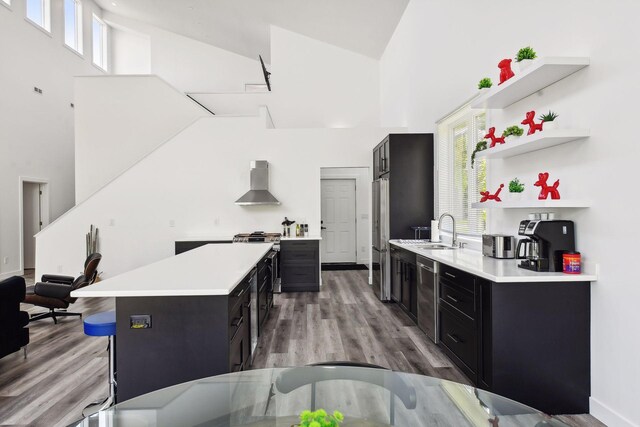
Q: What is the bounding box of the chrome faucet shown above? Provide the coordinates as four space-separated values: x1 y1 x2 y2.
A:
438 213 457 248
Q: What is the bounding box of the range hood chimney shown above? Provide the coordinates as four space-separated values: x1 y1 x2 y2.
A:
235 161 280 206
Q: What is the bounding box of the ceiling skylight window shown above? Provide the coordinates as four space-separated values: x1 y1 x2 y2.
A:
64 0 83 54
26 0 51 32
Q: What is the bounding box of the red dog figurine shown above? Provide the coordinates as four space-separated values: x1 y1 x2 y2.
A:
498 59 515 85
521 111 544 135
480 184 505 202
484 127 506 148
534 172 561 200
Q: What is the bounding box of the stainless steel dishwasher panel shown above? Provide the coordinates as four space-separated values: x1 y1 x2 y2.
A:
417 256 438 343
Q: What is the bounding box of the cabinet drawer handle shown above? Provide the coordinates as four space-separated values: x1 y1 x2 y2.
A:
447 333 460 343
235 288 246 298
445 272 456 279
446 295 459 303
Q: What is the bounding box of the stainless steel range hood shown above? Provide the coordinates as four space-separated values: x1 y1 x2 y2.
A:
235 161 280 205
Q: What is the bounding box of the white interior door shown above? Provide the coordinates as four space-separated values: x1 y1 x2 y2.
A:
321 179 357 263
23 182 42 270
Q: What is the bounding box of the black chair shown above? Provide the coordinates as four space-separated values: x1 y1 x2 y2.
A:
275 362 417 425
0 276 30 359
23 253 102 324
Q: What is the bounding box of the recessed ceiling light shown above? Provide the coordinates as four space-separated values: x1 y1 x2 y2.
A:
112 2 117 6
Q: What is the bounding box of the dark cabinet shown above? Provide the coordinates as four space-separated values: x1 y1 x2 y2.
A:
280 240 320 292
394 247 417 321
435 263 591 415
372 134 435 240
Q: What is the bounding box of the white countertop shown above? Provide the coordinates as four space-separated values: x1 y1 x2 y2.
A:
71 243 274 298
390 241 597 283
280 236 322 241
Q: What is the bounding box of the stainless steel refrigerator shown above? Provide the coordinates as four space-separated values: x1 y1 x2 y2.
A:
372 178 390 301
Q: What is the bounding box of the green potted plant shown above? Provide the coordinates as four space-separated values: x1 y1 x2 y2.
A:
478 77 493 90
515 46 537 72
296 409 344 427
508 178 525 201
471 140 487 168
539 110 559 131
502 125 524 141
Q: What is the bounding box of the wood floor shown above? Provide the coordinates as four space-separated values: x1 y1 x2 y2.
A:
0 270 604 426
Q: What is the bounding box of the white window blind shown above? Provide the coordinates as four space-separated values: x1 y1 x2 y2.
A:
436 103 487 236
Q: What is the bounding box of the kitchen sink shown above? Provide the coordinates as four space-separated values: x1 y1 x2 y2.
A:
414 243 456 250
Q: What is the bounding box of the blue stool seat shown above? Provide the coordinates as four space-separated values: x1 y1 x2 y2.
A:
84 311 116 337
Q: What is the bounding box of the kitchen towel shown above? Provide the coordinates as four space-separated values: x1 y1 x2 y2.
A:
431 220 440 242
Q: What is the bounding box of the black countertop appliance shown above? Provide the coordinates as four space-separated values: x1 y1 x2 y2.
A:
517 220 575 272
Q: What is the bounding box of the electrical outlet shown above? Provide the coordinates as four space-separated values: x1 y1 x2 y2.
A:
169 219 175 227
361 246 366 253
3 257 8 265
109 219 115 226
214 217 220 226
57 265 63 273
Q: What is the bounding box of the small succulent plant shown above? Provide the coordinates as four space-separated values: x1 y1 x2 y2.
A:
298 409 344 427
478 77 493 89
516 46 537 62
502 126 524 137
539 110 559 122
508 178 525 193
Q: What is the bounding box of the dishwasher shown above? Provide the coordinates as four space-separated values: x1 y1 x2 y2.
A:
417 256 438 343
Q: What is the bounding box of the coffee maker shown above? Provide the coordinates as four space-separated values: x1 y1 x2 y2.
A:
517 220 576 272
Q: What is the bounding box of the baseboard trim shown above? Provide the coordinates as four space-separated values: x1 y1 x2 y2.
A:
0 269 24 281
590 397 638 427
321 263 368 271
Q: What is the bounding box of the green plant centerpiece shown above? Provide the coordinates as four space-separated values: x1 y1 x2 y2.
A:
478 77 493 90
471 140 487 168
516 46 537 62
502 126 524 138
297 409 344 427
509 178 525 193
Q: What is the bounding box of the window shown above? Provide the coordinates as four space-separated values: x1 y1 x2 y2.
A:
436 103 487 236
64 0 83 53
92 14 108 70
26 0 51 31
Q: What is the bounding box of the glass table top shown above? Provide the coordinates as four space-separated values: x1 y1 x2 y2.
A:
69 367 569 427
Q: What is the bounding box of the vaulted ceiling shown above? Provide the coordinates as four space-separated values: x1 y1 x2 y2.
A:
95 0 409 62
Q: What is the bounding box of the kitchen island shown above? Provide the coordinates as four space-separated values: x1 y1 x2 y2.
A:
389 240 594 415
72 243 274 402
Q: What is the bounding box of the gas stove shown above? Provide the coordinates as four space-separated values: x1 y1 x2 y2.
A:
233 231 281 243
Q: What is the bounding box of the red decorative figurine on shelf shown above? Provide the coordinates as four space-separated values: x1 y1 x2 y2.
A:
480 184 505 202
534 172 561 200
498 59 515 85
484 127 506 148
521 111 544 135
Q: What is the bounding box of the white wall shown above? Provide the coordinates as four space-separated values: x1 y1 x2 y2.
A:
380 1 640 425
269 26 380 128
74 75 210 202
321 167 371 265
111 26 151 74
0 0 105 280
104 12 263 93
37 120 400 279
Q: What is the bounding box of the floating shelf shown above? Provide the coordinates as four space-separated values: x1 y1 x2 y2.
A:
475 129 590 159
471 57 590 109
472 200 592 209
